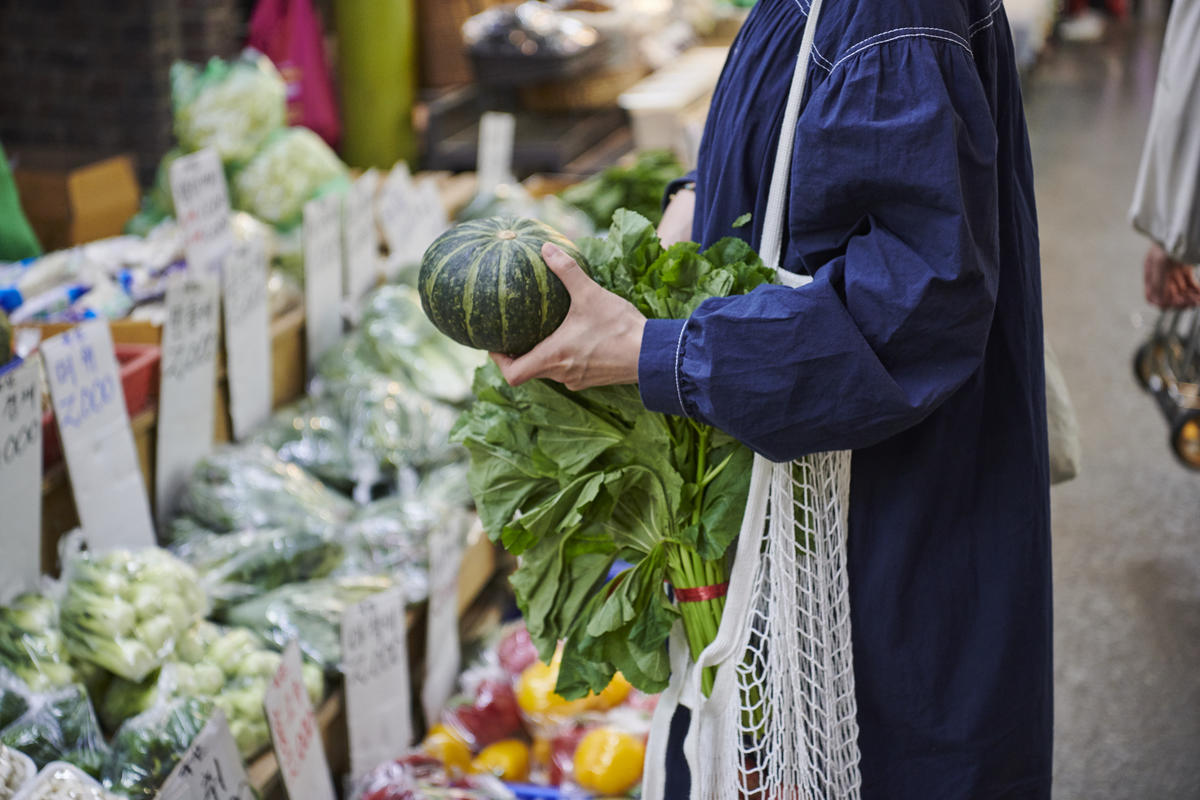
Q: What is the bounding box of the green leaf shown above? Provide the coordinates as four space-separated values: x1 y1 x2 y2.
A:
732 212 752 229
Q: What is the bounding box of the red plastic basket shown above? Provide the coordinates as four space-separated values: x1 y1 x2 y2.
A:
42 343 161 470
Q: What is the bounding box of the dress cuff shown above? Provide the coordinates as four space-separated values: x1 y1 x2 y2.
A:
662 171 698 212
638 318 689 417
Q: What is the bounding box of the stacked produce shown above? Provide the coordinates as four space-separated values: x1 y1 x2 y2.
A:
59 550 208 684
102 696 211 800
0 685 109 778
18 762 123 800
0 595 98 693
356 622 654 798
559 149 683 229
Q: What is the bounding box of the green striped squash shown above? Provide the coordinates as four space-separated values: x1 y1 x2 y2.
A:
418 216 585 356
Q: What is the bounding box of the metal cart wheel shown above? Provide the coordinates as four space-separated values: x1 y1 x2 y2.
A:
1133 341 1159 391
1169 411 1200 470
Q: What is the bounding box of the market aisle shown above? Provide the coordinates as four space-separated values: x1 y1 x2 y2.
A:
1023 12 1200 800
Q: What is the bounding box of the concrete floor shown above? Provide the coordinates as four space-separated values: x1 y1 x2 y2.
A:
1023 11 1200 800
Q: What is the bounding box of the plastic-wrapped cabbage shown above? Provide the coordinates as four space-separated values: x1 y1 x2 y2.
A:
99 624 322 758
231 127 349 229
252 398 359 490
225 575 396 673
415 460 474 512
169 526 345 610
0 685 110 778
0 595 79 692
176 445 356 535
59 550 208 683
336 497 432 603
171 53 286 165
102 696 211 800
0 671 30 732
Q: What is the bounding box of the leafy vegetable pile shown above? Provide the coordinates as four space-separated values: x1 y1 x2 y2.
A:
453 210 774 697
102 696 211 800
559 150 683 230
0 595 94 693
0 685 109 778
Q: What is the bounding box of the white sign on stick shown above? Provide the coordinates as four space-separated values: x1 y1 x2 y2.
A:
422 523 464 726
344 169 381 301
41 322 155 551
170 149 234 276
303 193 345 374
264 642 336 800
341 587 412 780
477 111 516 196
157 711 255 800
222 236 272 440
413 176 450 262
156 276 220 526
377 163 417 275
0 358 43 602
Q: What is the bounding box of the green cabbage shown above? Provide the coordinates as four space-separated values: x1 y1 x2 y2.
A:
171 54 286 166
231 127 349 229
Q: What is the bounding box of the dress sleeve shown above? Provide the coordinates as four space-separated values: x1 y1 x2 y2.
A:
1129 0 1200 263
638 39 1002 461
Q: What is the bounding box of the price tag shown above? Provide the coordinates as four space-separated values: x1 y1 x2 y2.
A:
41 321 155 551
156 276 219 525
264 642 336 800
341 587 412 780
377 163 418 274
344 169 381 300
170 149 233 276
422 523 464 725
157 711 254 800
477 111 516 196
413 176 450 261
222 237 272 440
303 193 345 373
0 358 42 601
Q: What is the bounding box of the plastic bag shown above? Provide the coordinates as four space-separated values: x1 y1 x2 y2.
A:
224 574 395 673
19 762 123 800
353 756 516 800
0 594 79 692
248 0 342 148
252 398 359 491
102 696 211 800
0 744 34 800
176 445 356 536
169 526 345 611
231 127 349 229
0 685 110 779
58 549 208 683
335 497 431 603
171 52 287 166
0 671 31 733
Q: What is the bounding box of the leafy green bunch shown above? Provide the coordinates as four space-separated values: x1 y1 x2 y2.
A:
453 210 774 698
559 150 684 229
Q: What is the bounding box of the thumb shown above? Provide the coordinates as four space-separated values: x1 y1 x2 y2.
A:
542 243 592 296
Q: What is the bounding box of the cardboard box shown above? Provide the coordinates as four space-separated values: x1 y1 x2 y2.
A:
12 151 140 252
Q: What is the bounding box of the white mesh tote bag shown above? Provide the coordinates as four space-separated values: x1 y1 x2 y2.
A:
642 1 863 798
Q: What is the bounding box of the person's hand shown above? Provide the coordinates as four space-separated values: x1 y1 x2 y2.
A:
1144 243 1200 308
491 243 646 391
657 187 696 247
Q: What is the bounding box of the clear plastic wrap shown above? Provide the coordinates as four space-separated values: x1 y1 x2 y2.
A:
0 685 110 779
101 696 211 800
0 744 34 800
335 497 432 603
58 549 208 683
18 762 124 800
99 623 323 759
230 127 349 229
251 398 359 491
176 445 356 536
224 574 395 673
168 525 345 611
170 52 287 166
353 756 516 800
0 672 31 733
0 595 80 693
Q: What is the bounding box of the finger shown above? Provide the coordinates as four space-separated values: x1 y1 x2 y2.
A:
542 243 592 296
494 340 556 387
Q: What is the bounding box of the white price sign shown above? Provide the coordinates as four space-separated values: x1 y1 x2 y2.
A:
41 322 154 551
422 523 464 725
0 358 43 601
156 276 219 526
170 149 233 276
344 169 381 300
303 193 345 373
264 642 335 800
413 176 450 262
477 111 516 196
157 711 254 800
341 587 412 780
222 237 272 440
377 163 418 273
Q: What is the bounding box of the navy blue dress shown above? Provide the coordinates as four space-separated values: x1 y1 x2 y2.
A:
636 1 1053 798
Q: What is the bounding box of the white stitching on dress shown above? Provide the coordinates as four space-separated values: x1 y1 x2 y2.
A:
842 24 972 53
789 0 833 72
673 321 690 418
832 30 973 71
969 0 1005 35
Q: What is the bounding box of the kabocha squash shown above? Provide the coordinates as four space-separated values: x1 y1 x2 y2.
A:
418 216 585 356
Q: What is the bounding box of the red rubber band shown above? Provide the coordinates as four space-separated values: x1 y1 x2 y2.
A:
675 582 729 603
